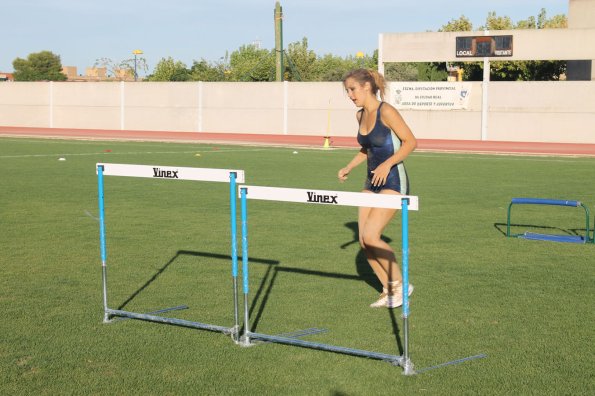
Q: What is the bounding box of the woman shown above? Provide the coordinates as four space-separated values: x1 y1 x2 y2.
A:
338 69 417 308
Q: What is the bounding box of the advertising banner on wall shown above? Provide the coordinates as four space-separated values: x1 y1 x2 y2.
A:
389 82 472 110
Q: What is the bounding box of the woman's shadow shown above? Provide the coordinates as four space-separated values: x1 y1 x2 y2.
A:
340 221 392 294
341 221 403 355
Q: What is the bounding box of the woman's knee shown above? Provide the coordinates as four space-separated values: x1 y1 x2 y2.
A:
361 229 382 248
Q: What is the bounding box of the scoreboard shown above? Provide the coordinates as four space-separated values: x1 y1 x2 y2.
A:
456 35 513 58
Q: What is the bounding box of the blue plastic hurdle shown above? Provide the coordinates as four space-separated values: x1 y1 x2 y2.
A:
506 197 592 243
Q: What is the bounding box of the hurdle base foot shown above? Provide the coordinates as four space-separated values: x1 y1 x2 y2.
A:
400 359 416 375
230 325 241 344
239 335 256 347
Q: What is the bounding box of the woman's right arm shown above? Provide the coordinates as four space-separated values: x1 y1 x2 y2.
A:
338 148 367 182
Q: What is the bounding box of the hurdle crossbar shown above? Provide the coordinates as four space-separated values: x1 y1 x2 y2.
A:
96 163 245 342
238 185 418 374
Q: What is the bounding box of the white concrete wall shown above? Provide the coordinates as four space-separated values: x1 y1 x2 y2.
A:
0 81 594 143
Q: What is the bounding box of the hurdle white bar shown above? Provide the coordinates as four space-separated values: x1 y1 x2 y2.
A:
238 185 418 211
97 163 245 183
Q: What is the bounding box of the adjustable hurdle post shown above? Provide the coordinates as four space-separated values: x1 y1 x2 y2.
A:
96 163 245 338
97 165 110 323
401 197 414 375
237 185 419 372
229 172 240 342
240 187 251 346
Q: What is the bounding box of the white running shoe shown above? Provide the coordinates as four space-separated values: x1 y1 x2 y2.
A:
386 284 414 309
369 288 389 308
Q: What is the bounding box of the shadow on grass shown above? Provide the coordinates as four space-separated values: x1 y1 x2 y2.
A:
342 221 403 355
493 222 587 237
341 221 392 293
117 249 279 311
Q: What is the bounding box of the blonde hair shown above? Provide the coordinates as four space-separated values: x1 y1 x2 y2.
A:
343 68 386 101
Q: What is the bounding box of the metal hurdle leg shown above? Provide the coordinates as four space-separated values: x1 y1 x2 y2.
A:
400 197 415 375
97 165 110 323
239 187 252 346
229 172 240 343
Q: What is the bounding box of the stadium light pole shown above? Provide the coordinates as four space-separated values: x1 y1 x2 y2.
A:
132 49 143 81
356 51 364 68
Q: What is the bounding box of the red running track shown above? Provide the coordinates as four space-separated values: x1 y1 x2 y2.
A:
2 126 595 157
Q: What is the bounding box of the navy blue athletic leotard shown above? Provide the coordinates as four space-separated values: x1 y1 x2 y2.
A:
357 102 409 194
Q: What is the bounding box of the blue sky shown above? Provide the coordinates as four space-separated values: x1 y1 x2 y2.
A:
1 0 568 74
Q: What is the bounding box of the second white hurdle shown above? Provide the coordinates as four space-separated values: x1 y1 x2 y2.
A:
237 185 419 375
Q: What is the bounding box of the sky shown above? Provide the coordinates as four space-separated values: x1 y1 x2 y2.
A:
1 0 569 75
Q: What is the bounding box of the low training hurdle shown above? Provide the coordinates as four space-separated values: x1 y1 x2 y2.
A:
237 185 419 375
96 163 245 341
506 197 592 243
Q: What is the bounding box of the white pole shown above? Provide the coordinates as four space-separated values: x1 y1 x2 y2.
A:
283 80 288 135
378 34 385 75
481 58 490 141
481 30 490 141
198 81 203 132
120 81 125 130
49 81 54 128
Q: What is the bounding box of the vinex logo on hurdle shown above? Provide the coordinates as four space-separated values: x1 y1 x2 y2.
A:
152 167 179 179
306 191 338 204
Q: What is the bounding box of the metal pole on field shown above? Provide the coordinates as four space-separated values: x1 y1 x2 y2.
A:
229 172 240 342
401 197 414 375
480 30 490 141
240 187 251 346
274 1 284 81
132 49 143 81
97 165 110 323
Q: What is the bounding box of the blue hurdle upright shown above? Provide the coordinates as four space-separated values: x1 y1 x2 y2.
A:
506 197 592 243
96 163 245 342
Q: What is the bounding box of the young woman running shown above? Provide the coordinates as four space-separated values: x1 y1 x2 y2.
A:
338 69 417 308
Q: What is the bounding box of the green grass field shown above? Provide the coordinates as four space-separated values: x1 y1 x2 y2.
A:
1 137 594 395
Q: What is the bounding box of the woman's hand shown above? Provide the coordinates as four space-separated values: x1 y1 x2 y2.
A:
371 161 392 186
338 167 350 182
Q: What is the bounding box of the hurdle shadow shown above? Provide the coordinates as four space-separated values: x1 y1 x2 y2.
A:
117 249 280 311
248 222 403 355
493 222 587 237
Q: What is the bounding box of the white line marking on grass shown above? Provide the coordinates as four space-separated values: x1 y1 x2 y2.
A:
0 148 273 159
84 210 99 222
413 153 595 163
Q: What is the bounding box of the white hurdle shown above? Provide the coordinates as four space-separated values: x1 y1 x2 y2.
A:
238 185 419 375
96 163 245 341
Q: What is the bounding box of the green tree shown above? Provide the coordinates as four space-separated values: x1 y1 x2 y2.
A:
12 51 67 81
481 11 514 30
439 15 473 32
189 59 227 81
417 63 448 81
285 38 317 81
228 45 275 81
384 63 419 81
147 57 190 81
313 54 351 81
